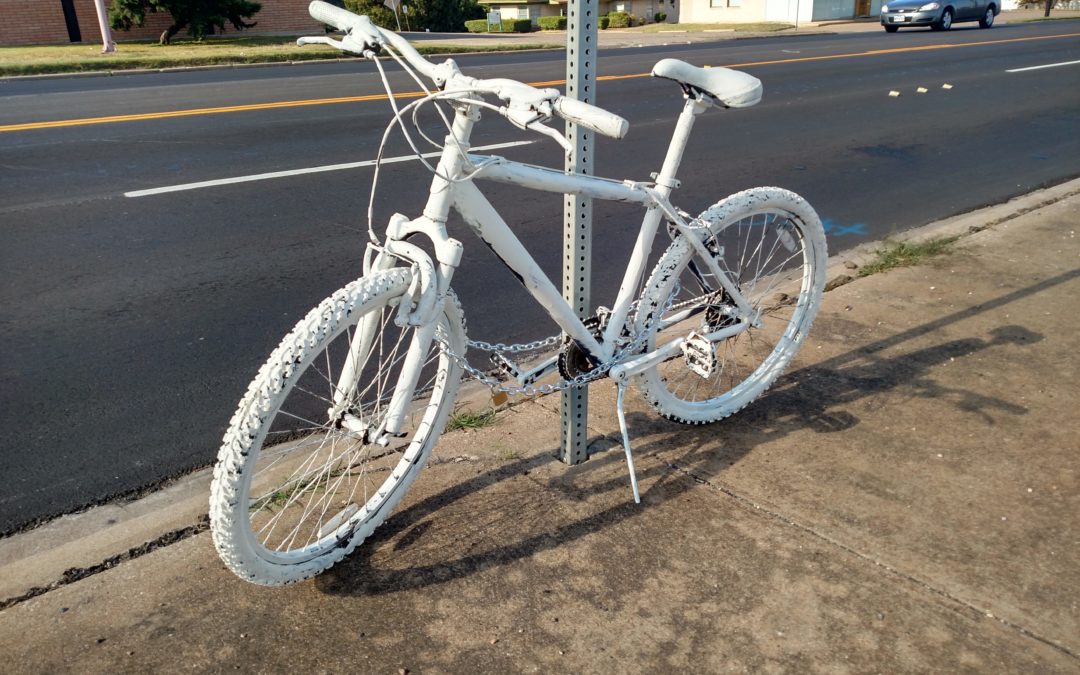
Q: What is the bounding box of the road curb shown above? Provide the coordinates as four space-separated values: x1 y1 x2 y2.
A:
821 176 1080 291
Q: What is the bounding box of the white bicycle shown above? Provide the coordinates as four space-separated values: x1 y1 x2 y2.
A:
210 0 827 586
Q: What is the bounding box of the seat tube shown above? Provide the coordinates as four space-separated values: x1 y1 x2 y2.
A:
602 96 709 347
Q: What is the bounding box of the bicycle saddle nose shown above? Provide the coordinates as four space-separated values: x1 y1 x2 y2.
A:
651 59 763 108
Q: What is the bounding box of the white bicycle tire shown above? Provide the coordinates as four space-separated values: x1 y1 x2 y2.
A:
210 269 464 585
635 187 827 424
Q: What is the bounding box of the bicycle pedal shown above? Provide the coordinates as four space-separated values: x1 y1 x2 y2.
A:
681 331 716 379
490 353 523 378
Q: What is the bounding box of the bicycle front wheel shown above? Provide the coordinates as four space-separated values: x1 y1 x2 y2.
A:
210 269 464 586
635 187 827 424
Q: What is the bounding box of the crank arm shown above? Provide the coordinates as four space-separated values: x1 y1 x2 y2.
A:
609 321 749 384
491 353 559 387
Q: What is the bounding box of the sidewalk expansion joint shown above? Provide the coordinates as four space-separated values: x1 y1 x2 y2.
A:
0 516 209 613
659 456 1079 661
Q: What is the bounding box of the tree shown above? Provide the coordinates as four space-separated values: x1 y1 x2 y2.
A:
344 0 482 32
109 0 262 44
343 0 398 30
409 0 484 32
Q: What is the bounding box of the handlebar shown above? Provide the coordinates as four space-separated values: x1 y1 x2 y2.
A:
553 96 629 140
304 0 628 141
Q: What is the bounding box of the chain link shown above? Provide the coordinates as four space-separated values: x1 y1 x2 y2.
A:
465 335 562 354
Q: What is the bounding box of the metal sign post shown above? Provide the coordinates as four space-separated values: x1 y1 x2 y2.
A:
558 0 598 465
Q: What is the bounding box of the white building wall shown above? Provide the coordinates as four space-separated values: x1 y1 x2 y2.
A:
764 0 813 22
680 0 768 23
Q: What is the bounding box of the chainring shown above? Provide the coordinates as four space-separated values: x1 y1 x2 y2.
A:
558 316 605 380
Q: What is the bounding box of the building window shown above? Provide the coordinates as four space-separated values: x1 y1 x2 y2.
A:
710 0 741 6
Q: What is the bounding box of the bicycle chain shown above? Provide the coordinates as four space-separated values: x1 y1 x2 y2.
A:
434 284 681 398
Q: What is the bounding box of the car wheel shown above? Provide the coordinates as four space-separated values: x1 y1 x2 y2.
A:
884 24 899 32
932 8 953 30
979 6 995 27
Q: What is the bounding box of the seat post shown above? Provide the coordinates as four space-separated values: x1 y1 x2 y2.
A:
653 96 710 198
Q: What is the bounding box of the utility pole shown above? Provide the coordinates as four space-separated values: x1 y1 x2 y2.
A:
559 0 598 466
93 0 116 53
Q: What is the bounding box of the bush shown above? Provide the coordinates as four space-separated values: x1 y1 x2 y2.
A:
634 15 645 25
608 10 631 27
599 15 610 29
655 11 667 22
464 18 488 32
538 16 567 30
499 18 532 32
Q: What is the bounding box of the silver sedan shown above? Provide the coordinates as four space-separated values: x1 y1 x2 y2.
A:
880 0 1000 31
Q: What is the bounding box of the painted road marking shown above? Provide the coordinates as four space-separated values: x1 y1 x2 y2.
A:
0 92 413 133
4 31 1079 134
123 140 534 197
1005 59 1080 73
822 219 868 237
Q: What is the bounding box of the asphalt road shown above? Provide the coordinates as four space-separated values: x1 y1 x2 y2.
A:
2 22 1078 534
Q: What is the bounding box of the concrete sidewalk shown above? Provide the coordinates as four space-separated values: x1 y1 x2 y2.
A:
1 179 1078 672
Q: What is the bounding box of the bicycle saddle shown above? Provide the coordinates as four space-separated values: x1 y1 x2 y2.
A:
651 59 762 108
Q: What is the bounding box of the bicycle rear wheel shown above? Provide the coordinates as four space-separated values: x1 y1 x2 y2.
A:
635 187 827 424
210 269 464 585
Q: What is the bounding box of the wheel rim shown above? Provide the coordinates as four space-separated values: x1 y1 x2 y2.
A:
985 9 993 24
238 296 455 566
943 11 951 28
641 204 821 416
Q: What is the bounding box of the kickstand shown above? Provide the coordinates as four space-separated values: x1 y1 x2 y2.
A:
616 383 642 504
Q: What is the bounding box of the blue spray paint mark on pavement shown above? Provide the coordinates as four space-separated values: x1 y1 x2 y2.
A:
821 218 868 237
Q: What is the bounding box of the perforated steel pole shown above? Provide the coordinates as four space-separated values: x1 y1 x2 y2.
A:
558 0 598 465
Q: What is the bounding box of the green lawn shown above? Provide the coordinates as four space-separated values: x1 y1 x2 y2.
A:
622 22 794 32
0 37 558 77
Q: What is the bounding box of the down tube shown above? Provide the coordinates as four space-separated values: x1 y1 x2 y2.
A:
451 180 605 359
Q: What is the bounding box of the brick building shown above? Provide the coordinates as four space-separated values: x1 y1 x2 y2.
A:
0 0 324 46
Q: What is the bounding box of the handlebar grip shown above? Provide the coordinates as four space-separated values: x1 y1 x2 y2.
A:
309 0 367 33
553 97 629 140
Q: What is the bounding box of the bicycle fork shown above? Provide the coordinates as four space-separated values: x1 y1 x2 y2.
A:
334 112 474 446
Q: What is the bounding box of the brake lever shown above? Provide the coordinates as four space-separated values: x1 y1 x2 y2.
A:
527 120 573 153
297 35 343 49
502 106 573 153
296 32 376 56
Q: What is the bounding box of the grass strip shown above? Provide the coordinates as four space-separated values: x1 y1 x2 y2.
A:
621 22 794 32
0 38 559 77
858 236 957 277
445 408 497 432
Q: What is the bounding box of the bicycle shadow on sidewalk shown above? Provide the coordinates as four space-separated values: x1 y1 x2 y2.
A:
316 270 1075 598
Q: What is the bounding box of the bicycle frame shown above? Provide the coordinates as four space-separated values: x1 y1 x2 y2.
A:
356 94 757 438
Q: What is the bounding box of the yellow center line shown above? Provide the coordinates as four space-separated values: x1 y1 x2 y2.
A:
0 91 428 133
3 31 1078 134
